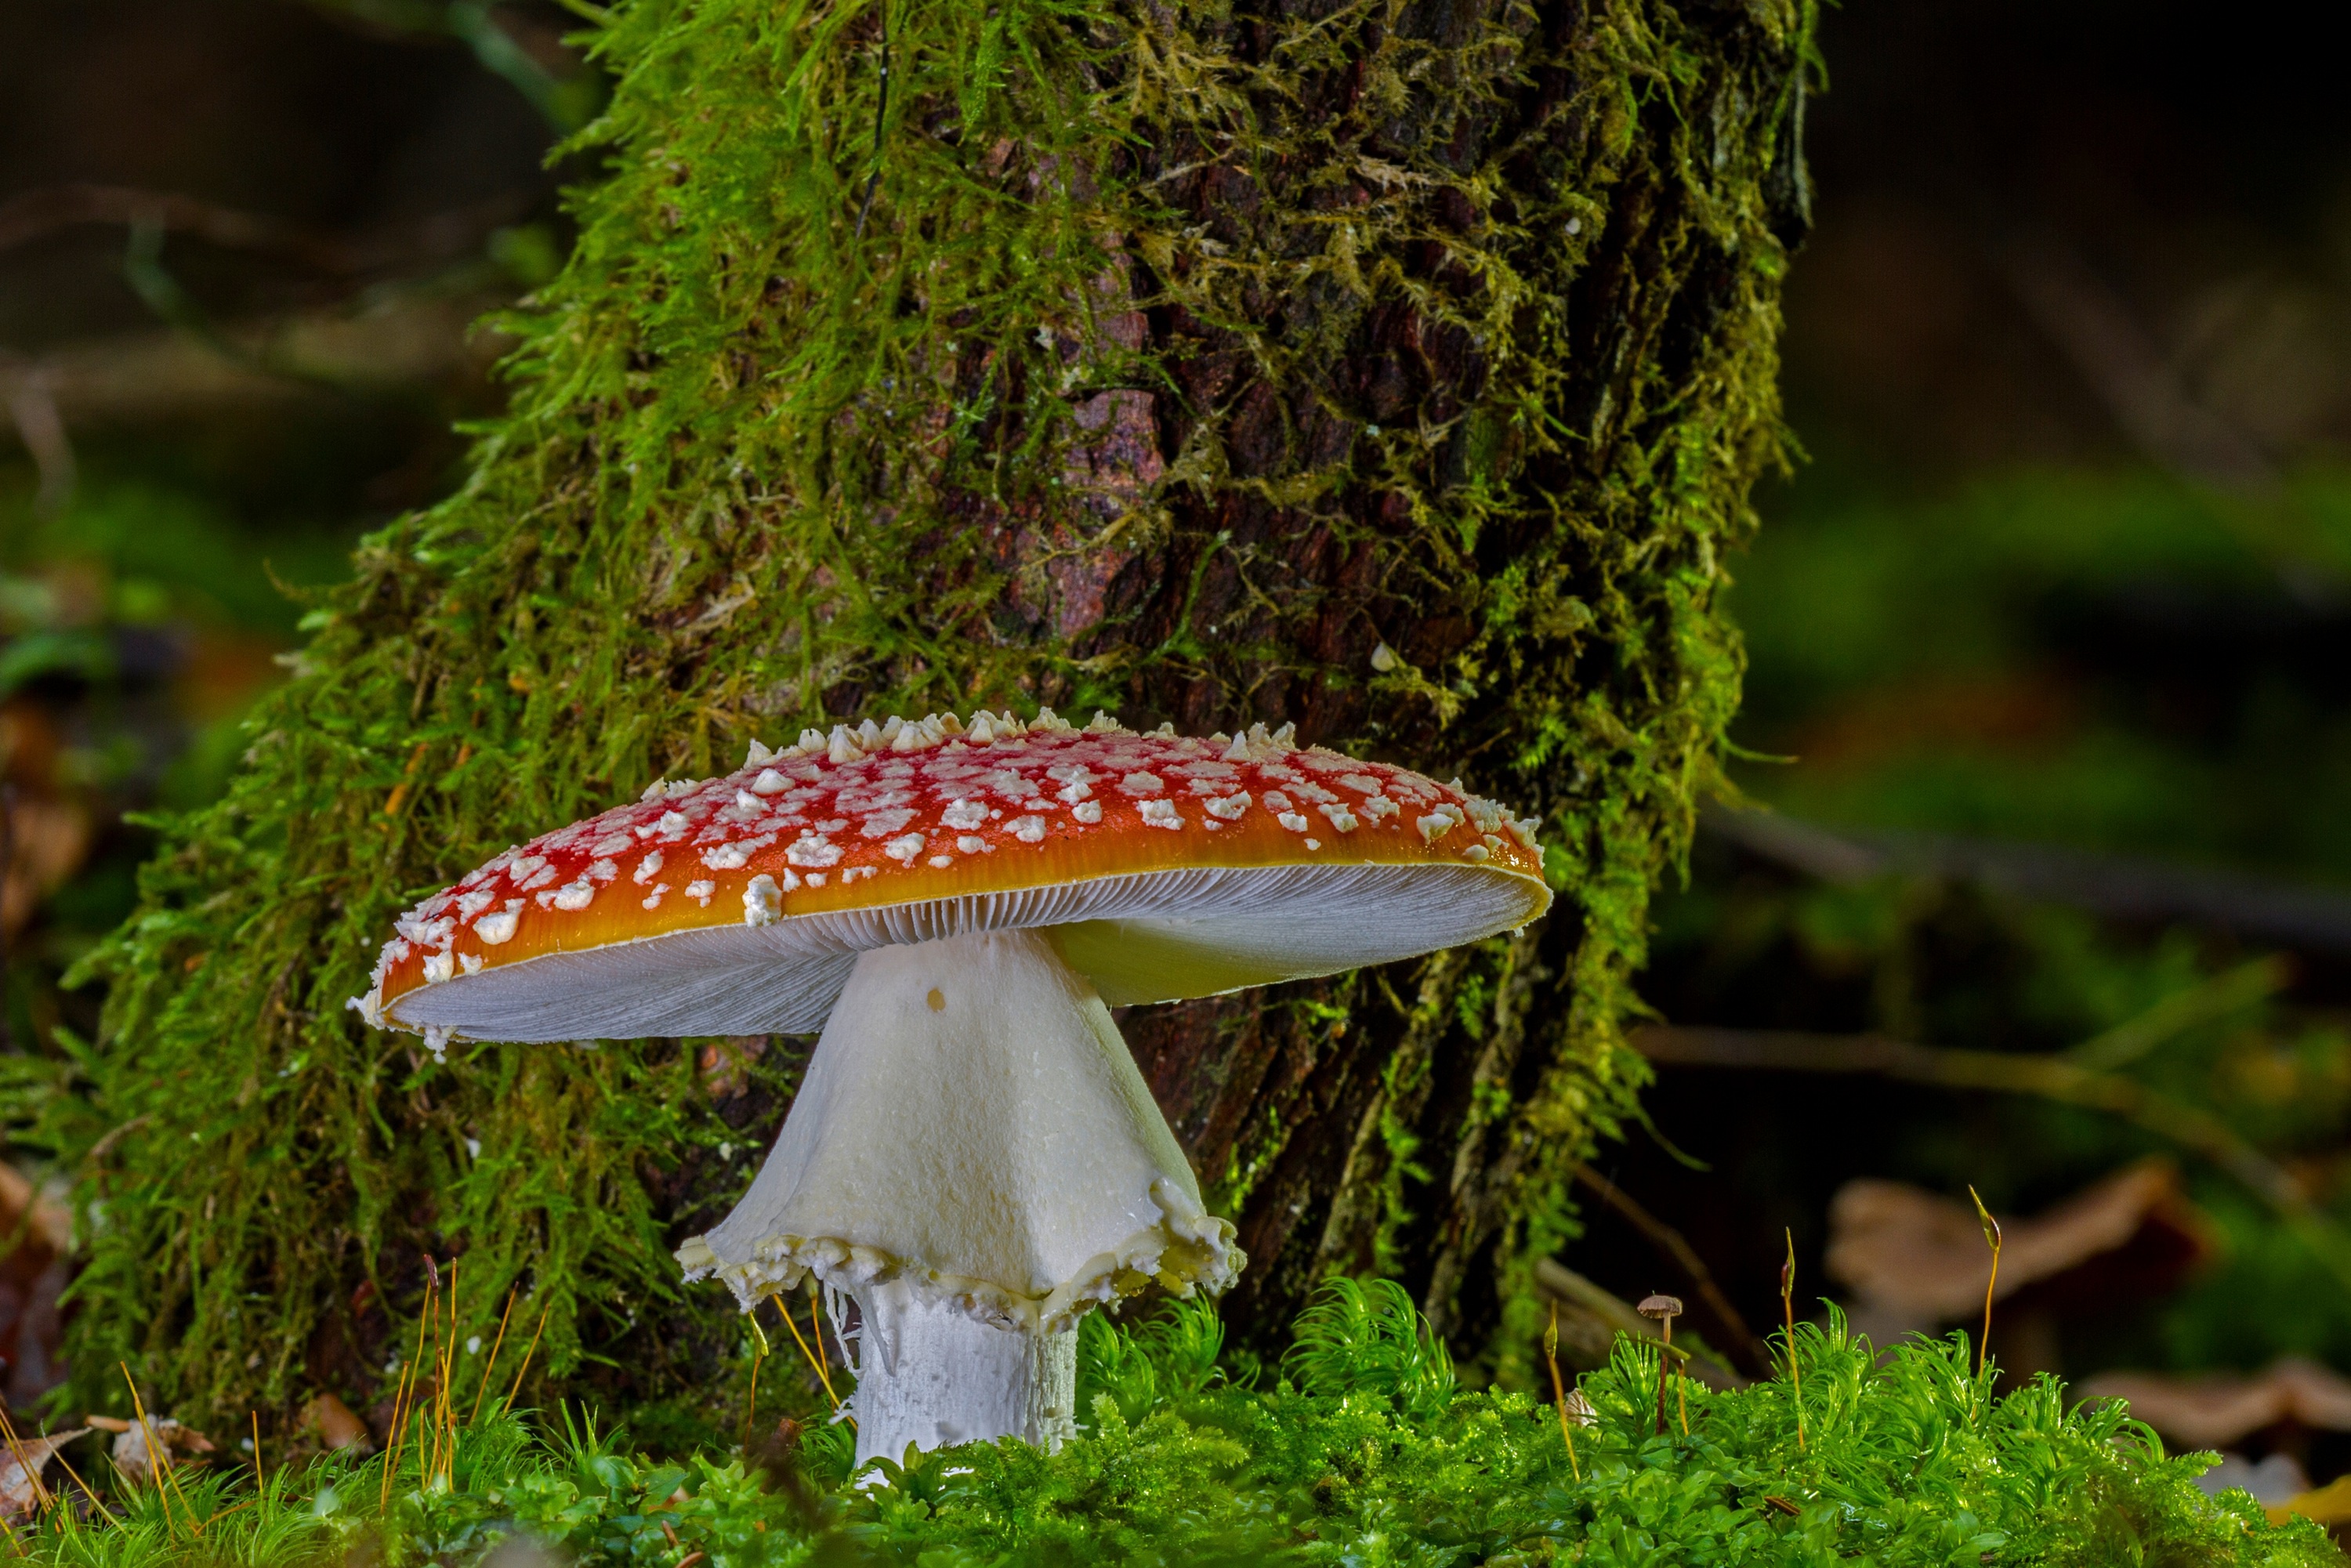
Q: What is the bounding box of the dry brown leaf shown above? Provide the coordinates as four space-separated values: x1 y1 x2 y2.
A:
299 1392 372 1452
0 1160 73 1410
110 1416 215 1487
1825 1157 2212 1324
0 1427 88 1520
0 791 92 942
2081 1359 2351 1450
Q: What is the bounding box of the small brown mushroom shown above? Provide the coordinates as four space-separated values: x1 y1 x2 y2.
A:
1531 1261 1745 1389
1637 1295 1685 1435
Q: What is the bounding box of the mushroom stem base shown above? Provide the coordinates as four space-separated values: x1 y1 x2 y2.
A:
853 1284 1077 1469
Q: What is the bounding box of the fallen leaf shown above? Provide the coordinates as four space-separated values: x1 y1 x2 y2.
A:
0 1427 89 1520
110 1417 215 1487
1826 1158 2212 1327
299 1393 372 1453
2081 1359 2351 1450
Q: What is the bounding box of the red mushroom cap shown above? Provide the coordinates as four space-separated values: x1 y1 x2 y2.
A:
362 711 1550 1044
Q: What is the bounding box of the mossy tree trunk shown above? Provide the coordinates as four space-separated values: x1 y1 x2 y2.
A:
42 0 1809 1425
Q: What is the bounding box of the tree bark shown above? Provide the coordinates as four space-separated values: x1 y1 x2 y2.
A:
55 0 1809 1424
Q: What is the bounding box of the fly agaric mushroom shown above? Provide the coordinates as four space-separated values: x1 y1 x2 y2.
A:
356 709 1549 1465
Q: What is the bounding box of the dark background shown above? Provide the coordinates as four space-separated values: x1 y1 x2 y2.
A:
7 0 2351 1494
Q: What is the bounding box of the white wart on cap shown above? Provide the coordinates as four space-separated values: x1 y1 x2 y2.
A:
359 708 1551 1045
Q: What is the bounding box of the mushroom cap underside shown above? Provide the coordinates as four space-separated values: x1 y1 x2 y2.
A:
365 712 1551 1042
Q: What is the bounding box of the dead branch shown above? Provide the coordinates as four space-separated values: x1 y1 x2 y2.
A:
0 293 507 433
1632 1023 2351 1298
1701 806 2351 957
1996 231 2280 497
0 185 531 275
1572 1164 1770 1376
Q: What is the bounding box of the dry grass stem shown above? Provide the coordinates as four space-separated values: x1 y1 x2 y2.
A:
1542 1303 1581 1480
383 1281 436 1512
473 1287 520 1426
119 1363 200 1535
501 1303 552 1418
775 1291 851 1427
0 1407 53 1516
1969 1186 2003 1379
1780 1228 1806 1451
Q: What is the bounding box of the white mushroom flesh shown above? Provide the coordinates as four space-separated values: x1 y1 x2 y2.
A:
678 928 1239 1461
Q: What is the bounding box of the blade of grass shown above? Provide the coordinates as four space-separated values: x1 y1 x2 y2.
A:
382 1281 435 1511
774 1290 850 1425
434 1259 458 1485
1543 1303 1581 1480
472 1287 520 1425
1969 1186 2002 1379
120 1363 200 1536
0 1407 54 1514
740 1307 770 1453
500 1303 552 1417
380 1341 418 1514
1780 1228 1805 1452
49 1444 121 1526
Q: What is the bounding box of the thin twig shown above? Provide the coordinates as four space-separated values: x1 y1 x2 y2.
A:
1574 1164 1768 1376
435 1259 459 1485
380 1349 417 1514
199 1498 258 1529
1701 806 2351 957
1633 1024 2351 1296
1994 231 2280 499
382 1282 435 1512
0 183 531 273
82 1114 151 1168
47 1446 118 1526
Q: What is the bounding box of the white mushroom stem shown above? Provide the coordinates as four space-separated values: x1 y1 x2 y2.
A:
679 929 1240 1469
851 1280 1080 1462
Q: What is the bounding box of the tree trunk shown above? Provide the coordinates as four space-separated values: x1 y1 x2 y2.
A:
54 0 1809 1424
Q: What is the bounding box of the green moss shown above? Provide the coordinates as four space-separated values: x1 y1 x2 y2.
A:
7 1290 2335 1567
8 0 1812 1427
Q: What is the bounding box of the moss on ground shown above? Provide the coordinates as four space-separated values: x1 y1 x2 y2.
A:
9 1291 2338 1566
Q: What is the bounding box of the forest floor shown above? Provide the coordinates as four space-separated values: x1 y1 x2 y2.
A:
2 1285 2338 1568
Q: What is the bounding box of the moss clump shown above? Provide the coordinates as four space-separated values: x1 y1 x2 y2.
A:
11 0 1813 1428
6 1289 2335 1567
